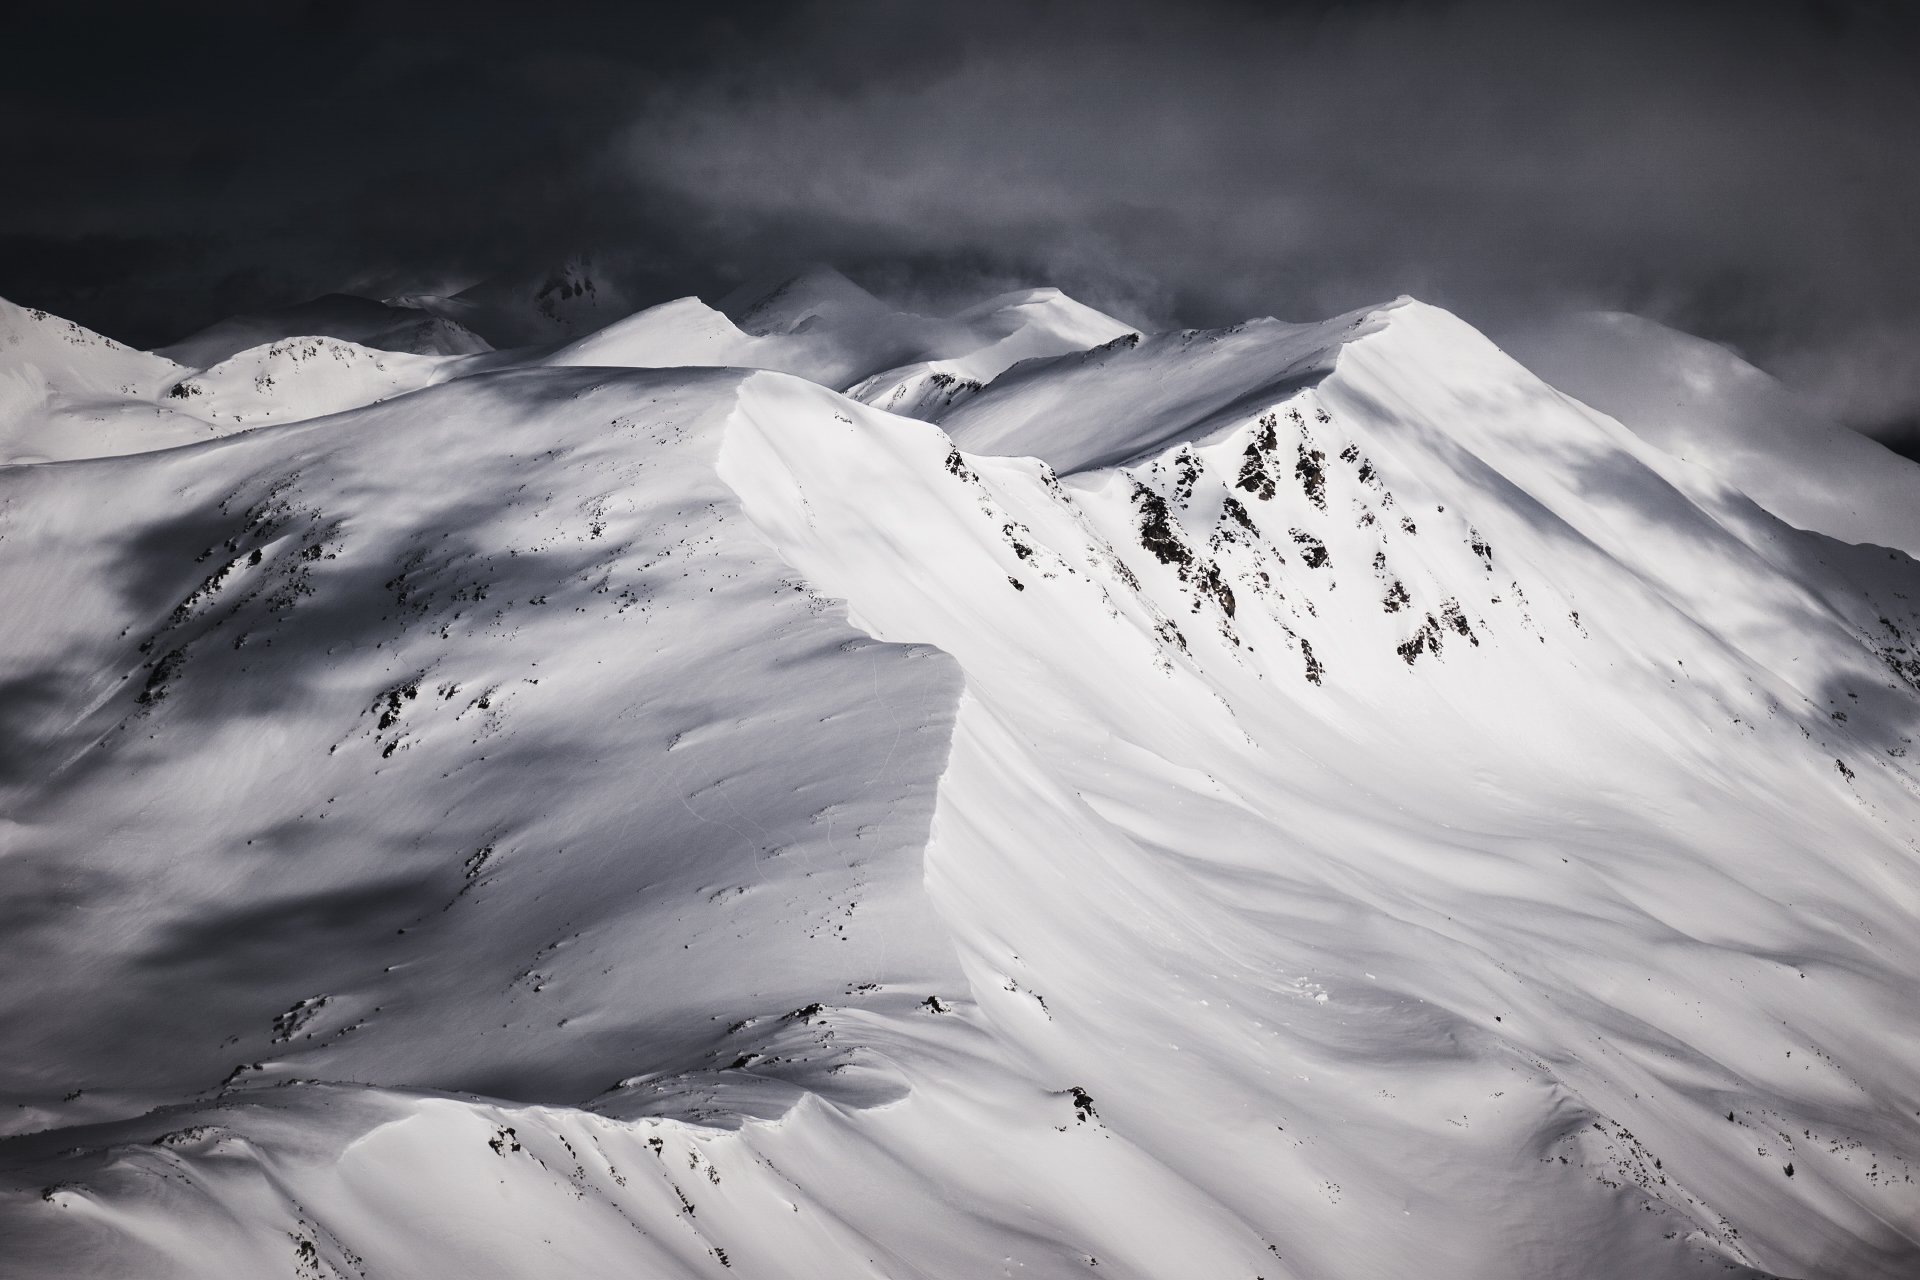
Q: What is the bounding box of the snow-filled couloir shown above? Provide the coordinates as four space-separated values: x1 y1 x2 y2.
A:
1 285 1918 1279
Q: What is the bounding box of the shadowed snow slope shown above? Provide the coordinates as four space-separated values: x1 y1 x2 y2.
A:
2 294 1918 1280
400 260 639 350
1502 310 1920 560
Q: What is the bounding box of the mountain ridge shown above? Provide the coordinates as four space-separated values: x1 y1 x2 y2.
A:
1 279 1917 1278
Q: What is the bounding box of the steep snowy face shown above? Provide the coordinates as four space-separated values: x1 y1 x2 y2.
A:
1503 310 1920 559
934 306 1384 469
539 296 770 370
2 293 1918 1280
720 301 1920 1279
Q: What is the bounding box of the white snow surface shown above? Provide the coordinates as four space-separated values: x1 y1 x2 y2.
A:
0 299 217 464
0 302 461 464
1502 310 1920 560
159 294 492 370
2 282 1919 1280
548 269 1136 404
0 271 1131 465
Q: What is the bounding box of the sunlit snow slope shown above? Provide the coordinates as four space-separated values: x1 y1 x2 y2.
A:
0 300 217 464
542 268 1134 405
2 288 1919 1280
0 300 465 463
0 270 1131 465
159 294 491 370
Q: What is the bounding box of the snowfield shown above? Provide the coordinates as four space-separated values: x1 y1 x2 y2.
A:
1 273 1917 1279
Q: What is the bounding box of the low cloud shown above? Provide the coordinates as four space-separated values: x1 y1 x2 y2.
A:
5 0 1916 431
618 0 1920 429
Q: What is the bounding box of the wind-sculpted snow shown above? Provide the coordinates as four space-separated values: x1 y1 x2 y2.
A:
0 367 983 1274
2 287 1919 1279
720 309 1920 1278
934 305 1386 472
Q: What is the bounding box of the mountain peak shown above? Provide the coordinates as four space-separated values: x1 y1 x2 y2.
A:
6 280 1920 1280
416 258 635 348
957 285 1066 313
158 294 491 369
720 265 889 335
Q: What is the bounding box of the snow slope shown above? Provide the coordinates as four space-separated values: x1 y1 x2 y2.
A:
0 300 469 461
0 299 222 464
1502 310 1920 559
542 270 1136 404
846 286 1137 420
0 272 1127 465
167 335 451 426
2 291 1918 1280
159 294 491 370
724 303 1920 1278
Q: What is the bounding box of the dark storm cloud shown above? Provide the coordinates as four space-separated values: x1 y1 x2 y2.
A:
4 0 1917 430
0 1 784 342
616 0 1920 429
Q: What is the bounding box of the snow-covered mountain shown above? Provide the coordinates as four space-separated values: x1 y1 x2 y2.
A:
398 259 639 350
2 279 1918 1280
159 295 492 371
1502 310 1920 560
545 269 1135 405
0 299 218 464
0 271 1132 465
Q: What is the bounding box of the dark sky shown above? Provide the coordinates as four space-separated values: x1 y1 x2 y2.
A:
5 0 1918 433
